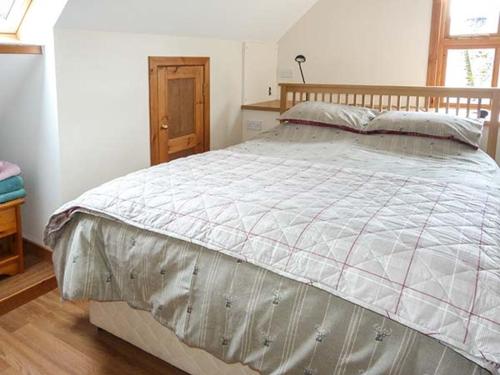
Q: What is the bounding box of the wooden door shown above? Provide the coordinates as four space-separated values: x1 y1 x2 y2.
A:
149 57 210 165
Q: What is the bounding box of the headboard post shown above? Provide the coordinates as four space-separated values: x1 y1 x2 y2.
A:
280 84 288 114
487 92 500 159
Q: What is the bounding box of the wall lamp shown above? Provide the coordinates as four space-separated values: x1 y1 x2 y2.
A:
295 55 306 84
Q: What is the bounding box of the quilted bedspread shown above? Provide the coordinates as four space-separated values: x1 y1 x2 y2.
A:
45 149 500 372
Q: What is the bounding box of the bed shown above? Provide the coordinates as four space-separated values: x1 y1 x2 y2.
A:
45 83 500 375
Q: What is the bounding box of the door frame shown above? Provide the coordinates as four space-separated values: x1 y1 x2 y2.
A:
148 56 210 165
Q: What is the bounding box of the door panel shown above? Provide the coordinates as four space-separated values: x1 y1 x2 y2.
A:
157 65 204 163
168 148 197 161
149 57 209 165
168 134 198 154
168 78 196 138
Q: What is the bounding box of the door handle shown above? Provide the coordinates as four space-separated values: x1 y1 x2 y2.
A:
161 117 169 130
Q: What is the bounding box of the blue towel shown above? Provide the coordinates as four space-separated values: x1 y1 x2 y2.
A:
0 188 26 204
0 176 23 195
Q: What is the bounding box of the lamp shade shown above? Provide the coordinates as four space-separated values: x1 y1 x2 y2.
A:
295 55 306 63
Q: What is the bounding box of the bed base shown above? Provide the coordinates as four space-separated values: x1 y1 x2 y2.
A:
89 301 258 375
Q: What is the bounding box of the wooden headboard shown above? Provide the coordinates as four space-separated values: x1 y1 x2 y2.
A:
279 83 500 159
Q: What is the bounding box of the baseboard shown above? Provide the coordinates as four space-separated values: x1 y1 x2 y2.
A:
23 238 53 263
0 239 56 315
0 275 57 315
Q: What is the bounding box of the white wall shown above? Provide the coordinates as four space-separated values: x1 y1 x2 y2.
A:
243 42 278 104
278 0 433 85
0 0 67 244
54 29 243 202
0 56 38 118
0 41 62 243
242 110 279 142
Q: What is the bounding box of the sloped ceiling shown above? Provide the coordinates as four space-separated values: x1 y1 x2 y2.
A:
56 0 319 41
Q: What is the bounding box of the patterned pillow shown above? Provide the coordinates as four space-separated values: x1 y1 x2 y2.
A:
278 101 379 132
367 111 483 149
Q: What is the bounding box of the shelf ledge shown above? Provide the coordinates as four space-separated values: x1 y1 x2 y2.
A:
0 44 42 55
241 100 282 112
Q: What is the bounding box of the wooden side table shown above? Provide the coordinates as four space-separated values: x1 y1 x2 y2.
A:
0 199 24 275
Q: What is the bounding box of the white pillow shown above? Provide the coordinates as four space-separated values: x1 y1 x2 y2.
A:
278 101 379 132
367 111 483 149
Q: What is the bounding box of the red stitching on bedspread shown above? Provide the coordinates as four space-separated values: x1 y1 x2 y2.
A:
281 119 479 149
393 184 449 315
463 194 490 344
245 166 344 249
82 177 500 330
282 172 375 271
333 177 410 290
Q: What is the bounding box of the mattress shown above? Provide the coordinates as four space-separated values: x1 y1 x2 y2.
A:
46 124 500 374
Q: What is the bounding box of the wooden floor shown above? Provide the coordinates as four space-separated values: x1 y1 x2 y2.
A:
0 290 187 375
0 254 56 315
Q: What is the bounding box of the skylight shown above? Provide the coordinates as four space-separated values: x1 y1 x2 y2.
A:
0 0 31 34
0 0 15 20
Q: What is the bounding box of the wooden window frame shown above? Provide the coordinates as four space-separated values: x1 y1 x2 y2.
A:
427 0 500 87
0 0 31 36
0 0 42 55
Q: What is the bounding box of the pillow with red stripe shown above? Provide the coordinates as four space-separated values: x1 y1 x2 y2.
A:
367 111 483 149
278 101 379 133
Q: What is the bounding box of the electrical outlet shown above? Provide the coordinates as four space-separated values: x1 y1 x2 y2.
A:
247 120 263 131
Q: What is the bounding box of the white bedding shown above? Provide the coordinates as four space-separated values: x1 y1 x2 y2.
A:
232 124 500 187
46 124 500 373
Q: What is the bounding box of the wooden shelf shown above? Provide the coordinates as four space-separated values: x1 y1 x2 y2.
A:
0 228 17 238
0 198 24 276
0 44 42 55
241 99 282 112
0 198 25 210
0 254 20 275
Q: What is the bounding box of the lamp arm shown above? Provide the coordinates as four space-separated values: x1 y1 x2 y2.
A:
298 62 306 84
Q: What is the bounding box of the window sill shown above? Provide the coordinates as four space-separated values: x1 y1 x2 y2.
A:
0 43 42 55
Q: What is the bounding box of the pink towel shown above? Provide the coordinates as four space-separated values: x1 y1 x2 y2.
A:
0 161 21 181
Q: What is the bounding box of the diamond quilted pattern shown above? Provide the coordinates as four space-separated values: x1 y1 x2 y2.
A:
46 150 500 371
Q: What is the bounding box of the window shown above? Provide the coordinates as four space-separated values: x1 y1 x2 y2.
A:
0 0 31 35
427 0 500 88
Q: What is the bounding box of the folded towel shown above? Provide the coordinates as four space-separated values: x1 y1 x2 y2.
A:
0 188 26 204
0 161 21 181
0 176 24 195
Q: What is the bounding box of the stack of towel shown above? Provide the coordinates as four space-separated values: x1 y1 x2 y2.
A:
0 161 26 204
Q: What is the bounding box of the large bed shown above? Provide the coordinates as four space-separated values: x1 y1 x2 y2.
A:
45 84 500 375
